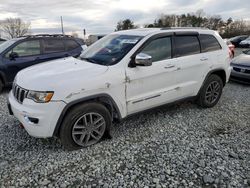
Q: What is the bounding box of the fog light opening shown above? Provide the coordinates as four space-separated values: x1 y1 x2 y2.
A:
24 116 39 124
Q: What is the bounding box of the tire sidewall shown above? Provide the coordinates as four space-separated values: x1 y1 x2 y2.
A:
199 75 223 108
60 103 112 150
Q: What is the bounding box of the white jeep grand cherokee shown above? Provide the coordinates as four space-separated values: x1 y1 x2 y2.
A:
8 28 231 150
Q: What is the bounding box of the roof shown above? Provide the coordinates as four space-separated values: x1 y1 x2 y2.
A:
113 27 213 37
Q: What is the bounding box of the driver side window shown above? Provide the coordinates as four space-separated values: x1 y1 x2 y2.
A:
141 37 172 62
6 40 41 58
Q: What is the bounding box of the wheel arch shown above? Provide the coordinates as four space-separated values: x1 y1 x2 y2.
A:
53 93 122 137
204 69 227 87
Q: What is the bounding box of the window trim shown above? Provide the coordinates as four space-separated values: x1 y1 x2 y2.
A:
4 39 42 59
41 38 66 55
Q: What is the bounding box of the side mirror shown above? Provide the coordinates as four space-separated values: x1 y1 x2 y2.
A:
9 52 19 60
135 53 152 66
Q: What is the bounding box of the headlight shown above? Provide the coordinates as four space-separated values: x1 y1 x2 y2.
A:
27 91 54 103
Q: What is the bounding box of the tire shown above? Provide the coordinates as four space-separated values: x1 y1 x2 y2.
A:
59 102 112 150
0 79 3 93
197 74 223 108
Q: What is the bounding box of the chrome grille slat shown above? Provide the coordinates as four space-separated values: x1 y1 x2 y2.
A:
12 84 28 104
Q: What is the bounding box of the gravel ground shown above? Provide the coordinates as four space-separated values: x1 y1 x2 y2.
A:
0 82 249 188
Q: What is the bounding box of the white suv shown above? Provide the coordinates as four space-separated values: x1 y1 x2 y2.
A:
8 28 231 150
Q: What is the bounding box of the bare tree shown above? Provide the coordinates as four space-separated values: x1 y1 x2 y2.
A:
1 18 30 39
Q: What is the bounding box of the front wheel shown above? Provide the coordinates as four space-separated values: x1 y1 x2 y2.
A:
197 74 223 108
59 102 112 150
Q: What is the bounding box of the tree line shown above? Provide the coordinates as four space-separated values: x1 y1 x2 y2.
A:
115 10 250 38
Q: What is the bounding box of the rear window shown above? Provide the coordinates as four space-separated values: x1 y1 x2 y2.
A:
64 40 80 51
174 36 200 57
199 34 221 52
43 39 65 54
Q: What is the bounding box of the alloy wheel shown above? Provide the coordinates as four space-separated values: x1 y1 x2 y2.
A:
72 112 106 147
205 81 221 104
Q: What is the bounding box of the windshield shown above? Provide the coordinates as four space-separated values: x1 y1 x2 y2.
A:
0 39 18 54
80 34 142 66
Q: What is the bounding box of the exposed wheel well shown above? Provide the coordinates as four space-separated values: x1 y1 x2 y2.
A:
211 70 226 86
53 95 121 137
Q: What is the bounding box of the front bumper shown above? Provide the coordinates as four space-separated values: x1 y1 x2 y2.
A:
230 68 250 84
8 91 66 138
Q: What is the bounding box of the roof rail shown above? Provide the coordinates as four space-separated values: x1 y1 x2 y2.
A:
18 34 74 38
161 27 209 30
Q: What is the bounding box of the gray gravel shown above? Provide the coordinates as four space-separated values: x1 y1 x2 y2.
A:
0 82 249 187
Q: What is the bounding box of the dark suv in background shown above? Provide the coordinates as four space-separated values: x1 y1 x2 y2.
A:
0 34 87 92
229 35 249 47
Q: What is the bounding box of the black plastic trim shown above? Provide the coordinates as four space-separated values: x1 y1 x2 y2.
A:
174 31 199 36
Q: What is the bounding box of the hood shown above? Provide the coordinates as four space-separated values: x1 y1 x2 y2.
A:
16 57 109 91
231 54 250 67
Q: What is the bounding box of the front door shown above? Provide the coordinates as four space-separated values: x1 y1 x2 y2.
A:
125 35 180 114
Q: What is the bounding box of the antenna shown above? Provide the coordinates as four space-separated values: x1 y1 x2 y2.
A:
61 16 64 34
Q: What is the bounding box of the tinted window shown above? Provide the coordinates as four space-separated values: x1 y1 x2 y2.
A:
199 34 221 52
174 36 200 57
65 40 79 50
7 40 40 57
43 39 65 53
141 37 172 62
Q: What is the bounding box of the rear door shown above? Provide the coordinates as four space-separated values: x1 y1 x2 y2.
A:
3 39 42 82
172 34 209 98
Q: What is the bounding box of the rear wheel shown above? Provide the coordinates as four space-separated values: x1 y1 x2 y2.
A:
60 102 112 150
197 74 223 108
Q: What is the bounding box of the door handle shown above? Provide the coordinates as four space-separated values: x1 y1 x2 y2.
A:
200 57 208 61
164 65 175 69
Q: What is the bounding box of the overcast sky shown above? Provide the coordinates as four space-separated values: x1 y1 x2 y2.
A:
0 0 249 37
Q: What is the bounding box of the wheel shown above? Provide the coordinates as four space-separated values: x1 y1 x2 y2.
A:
59 102 112 150
197 74 223 108
0 79 3 93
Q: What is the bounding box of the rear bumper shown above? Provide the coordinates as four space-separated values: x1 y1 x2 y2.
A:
8 91 66 138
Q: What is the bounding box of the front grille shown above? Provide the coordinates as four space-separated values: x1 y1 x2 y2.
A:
12 84 29 104
233 67 250 74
